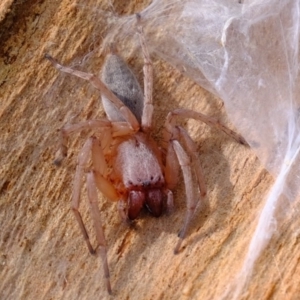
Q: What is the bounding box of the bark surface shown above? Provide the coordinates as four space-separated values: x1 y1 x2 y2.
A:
1 1 299 299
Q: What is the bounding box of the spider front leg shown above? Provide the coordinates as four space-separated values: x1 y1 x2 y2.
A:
164 108 247 253
164 123 205 254
164 114 208 200
176 126 207 198
171 140 199 254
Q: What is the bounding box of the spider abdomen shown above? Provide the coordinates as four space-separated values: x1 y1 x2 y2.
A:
101 54 144 123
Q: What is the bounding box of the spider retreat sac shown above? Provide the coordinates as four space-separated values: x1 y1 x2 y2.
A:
45 14 246 295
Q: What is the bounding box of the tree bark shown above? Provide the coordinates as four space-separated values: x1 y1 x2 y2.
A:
0 1 299 299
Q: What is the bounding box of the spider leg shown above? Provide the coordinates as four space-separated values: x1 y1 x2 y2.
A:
86 171 112 295
54 119 110 166
91 137 119 201
45 54 140 131
164 142 180 190
171 140 197 254
164 120 206 198
71 134 118 251
71 138 95 254
136 14 154 132
177 126 207 197
163 107 247 253
54 119 135 165
72 135 117 294
167 108 248 145
164 114 207 253
91 137 129 224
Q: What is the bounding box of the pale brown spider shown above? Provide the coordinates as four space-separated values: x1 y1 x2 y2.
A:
45 15 246 294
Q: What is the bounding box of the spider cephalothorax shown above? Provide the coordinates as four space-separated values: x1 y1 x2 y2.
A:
114 133 166 219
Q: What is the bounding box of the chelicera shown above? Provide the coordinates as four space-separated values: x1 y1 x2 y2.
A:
45 15 246 294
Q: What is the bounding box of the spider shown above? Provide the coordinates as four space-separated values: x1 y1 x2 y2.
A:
45 14 246 294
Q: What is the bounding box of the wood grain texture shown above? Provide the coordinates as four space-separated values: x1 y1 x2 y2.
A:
1 1 299 299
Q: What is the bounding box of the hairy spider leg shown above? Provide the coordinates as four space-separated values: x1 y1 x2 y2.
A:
45 54 140 131
136 13 154 132
86 171 112 294
164 107 248 253
168 108 248 145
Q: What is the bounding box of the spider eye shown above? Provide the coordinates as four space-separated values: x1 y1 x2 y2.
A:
128 191 145 220
145 189 163 217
